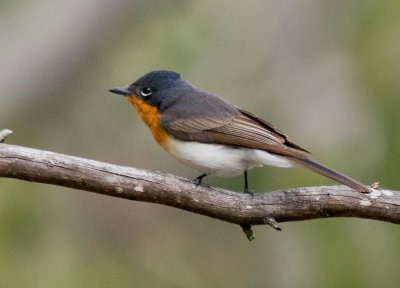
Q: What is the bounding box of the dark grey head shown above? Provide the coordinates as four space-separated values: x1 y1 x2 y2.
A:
109 70 187 108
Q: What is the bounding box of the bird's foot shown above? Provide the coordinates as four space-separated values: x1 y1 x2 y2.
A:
192 174 207 187
243 187 254 195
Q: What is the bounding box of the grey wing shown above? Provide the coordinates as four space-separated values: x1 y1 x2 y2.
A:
237 109 310 153
207 112 310 159
162 102 310 160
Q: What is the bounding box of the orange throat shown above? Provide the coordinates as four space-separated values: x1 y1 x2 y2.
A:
127 96 168 147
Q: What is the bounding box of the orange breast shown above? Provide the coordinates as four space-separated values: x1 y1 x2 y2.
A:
127 96 169 147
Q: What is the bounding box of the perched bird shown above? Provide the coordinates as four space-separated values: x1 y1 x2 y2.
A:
110 70 372 193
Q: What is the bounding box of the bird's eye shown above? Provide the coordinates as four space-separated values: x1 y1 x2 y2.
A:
140 87 152 97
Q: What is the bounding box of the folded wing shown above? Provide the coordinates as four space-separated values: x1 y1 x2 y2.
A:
163 106 310 160
162 105 372 193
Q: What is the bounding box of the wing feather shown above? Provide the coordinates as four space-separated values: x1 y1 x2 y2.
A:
162 107 309 159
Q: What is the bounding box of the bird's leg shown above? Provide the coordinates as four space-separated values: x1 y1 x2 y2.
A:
192 173 207 187
243 170 254 194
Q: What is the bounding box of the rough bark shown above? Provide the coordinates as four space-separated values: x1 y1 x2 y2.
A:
0 142 398 240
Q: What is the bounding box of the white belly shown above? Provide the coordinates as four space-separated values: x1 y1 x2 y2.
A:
165 137 294 177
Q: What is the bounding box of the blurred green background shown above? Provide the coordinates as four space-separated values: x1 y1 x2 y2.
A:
1 1 400 287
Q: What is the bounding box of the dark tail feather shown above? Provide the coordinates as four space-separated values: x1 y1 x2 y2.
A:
292 158 373 193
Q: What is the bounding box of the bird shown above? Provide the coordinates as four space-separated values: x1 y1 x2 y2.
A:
109 70 373 194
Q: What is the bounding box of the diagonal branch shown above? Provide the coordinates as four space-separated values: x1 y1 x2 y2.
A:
0 142 399 240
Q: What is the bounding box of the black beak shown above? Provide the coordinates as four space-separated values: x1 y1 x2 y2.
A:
109 86 132 96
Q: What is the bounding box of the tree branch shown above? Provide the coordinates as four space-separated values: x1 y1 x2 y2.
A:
0 141 399 240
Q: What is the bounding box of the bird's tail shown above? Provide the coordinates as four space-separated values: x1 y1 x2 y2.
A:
292 158 373 193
